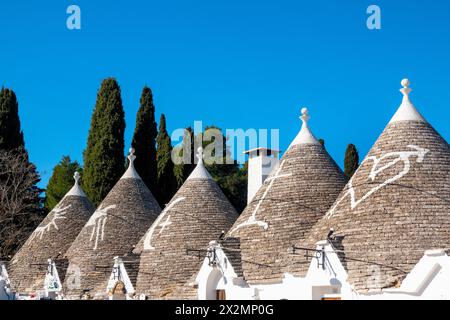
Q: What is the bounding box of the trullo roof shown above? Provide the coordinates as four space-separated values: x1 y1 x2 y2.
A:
134 147 238 299
297 79 450 291
225 108 347 284
63 149 161 298
8 172 94 294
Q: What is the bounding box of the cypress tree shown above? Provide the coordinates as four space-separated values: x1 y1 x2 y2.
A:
83 78 125 205
0 88 24 150
131 86 158 193
156 114 176 206
45 156 82 211
344 143 359 179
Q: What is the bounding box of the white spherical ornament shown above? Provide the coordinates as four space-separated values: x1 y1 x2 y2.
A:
401 78 410 88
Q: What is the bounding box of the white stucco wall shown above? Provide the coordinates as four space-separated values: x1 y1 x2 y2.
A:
0 263 14 300
195 241 450 300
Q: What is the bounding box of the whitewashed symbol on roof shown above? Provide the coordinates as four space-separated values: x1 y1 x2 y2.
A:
158 215 172 234
229 159 292 235
143 197 185 250
325 145 429 219
30 204 72 241
86 204 117 250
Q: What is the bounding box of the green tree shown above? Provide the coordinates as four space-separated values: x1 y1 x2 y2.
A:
0 87 24 150
173 127 196 188
156 114 177 206
318 138 325 149
131 86 158 194
344 143 359 179
83 78 126 205
200 126 247 213
0 88 44 256
45 156 82 211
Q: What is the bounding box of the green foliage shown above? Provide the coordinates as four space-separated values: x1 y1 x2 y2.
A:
173 127 197 188
213 162 248 214
344 143 359 178
156 114 177 206
318 138 325 148
0 87 24 150
131 86 158 194
198 126 248 212
0 89 43 257
82 78 126 205
172 125 248 212
45 156 82 211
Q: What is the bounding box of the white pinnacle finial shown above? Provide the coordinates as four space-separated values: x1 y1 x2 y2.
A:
196 147 204 163
389 78 425 123
66 171 86 197
400 78 412 97
186 146 212 180
300 107 310 123
128 147 136 163
289 107 319 147
74 171 80 184
121 147 141 179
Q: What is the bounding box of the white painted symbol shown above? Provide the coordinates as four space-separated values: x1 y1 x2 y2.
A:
143 197 185 250
30 204 72 241
158 215 172 234
325 145 429 219
229 159 292 235
86 204 117 250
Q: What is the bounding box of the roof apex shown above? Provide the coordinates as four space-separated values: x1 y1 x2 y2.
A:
121 148 142 180
289 107 320 148
389 79 426 124
186 147 213 180
66 171 86 197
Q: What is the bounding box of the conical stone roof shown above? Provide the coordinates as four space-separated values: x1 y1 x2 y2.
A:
225 108 347 284
297 79 450 291
8 172 94 294
63 149 161 298
135 148 238 299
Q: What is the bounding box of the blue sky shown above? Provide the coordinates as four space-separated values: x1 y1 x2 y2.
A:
1 0 450 187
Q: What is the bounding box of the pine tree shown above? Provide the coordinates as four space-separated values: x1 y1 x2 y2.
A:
156 114 176 206
45 156 82 211
83 78 126 205
344 143 359 179
131 86 158 194
0 87 24 150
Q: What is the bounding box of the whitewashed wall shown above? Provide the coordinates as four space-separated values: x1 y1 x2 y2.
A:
195 242 450 300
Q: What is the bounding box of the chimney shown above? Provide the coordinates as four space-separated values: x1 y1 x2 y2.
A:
244 148 280 204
